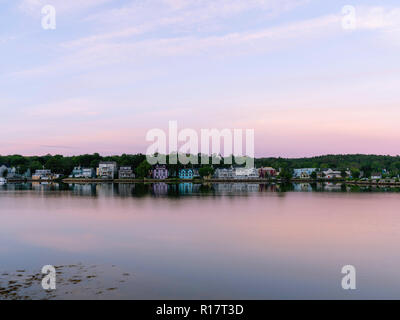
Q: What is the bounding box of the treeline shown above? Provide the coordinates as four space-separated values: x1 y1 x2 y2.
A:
2 153 400 177
255 154 400 177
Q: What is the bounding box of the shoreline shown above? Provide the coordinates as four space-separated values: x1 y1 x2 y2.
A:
4 178 400 187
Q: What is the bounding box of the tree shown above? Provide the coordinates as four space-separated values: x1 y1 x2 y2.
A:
135 160 152 178
310 171 317 179
44 155 72 175
1 169 8 178
351 169 360 179
279 167 292 181
199 166 214 178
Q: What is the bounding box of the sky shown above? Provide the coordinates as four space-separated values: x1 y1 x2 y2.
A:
1 0 400 157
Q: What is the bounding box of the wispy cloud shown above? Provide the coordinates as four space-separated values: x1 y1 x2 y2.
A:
356 6 400 30
15 13 340 78
19 0 113 15
26 98 104 118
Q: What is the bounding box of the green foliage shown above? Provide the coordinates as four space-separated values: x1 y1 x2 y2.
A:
0 153 146 176
255 154 400 177
279 167 293 181
310 171 317 179
351 169 360 179
1 169 8 178
199 165 214 177
135 160 152 178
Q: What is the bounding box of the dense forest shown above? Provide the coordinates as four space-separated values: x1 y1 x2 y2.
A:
1 153 400 178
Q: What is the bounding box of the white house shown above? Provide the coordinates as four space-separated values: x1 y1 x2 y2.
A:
371 173 382 180
97 161 118 179
234 167 259 179
323 169 342 179
119 166 135 179
214 168 235 179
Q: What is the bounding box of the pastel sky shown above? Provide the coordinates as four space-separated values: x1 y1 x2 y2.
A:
1 0 400 157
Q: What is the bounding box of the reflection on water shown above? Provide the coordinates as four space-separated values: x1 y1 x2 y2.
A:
1 182 400 299
2 182 400 196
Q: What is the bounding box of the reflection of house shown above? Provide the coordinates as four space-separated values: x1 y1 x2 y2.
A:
258 167 277 178
213 183 260 193
293 183 312 192
119 166 135 179
323 182 343 191
152 183 168 195
95 183 116 196
293 168 317 178
214 168 234 179
152 165 168 179
259 184 278 192
117 183 135 196
97 161 117 179
32 169 53 180
179 168 194 179
179 183 193 194
70 167 95 178
71 184 97 196
235 168 259 179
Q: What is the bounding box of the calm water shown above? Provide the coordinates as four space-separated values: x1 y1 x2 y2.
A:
1 182 400 299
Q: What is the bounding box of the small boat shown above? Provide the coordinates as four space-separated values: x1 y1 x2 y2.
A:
0 177 7 184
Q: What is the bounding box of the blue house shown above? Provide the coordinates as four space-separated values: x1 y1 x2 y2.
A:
179 168 194 179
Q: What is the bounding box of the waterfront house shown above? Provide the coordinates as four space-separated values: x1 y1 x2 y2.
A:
192 169 200 178
293 168 317 179
323 169 342 179
32 169 53 180
152 165 168 179
71 167 95 178
97 161 118 179
179 168 194 179
258 167 277 178
214 168 235 179
70 167 82 177
0 165 16 178
119 166 135 179
234 167 259 179
371 173 382 180
82 168 95 178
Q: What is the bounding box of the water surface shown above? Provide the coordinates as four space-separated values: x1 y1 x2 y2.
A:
1 182 400 299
